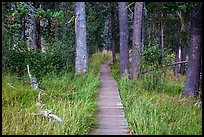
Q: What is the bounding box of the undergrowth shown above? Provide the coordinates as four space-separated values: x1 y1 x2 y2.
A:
2 52 110 135
110 59 202 135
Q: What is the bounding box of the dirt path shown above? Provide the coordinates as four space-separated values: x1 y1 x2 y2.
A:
90 59 129 135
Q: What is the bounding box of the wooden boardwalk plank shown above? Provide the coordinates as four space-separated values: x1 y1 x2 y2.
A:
89 59 129 135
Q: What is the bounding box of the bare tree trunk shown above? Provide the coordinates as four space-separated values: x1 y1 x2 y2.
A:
62 2 67 39
21 17 26 41
179 12 187 76
111 3 116 62
75 2 88 75
33 13 38 53
180 45 186 75
131 2 143 79
36 18 41 52
104 17 111 52
118 2 129 75
159 3 164 65
141 2 145 52
147 19 152 46
174 44 180 77
2 2 5 72
160 10 164 51
183 7 202 97
55 26 59 41
54 2 60 41
32 2 41 53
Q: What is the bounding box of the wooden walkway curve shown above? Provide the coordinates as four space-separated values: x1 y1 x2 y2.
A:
90 59 130 135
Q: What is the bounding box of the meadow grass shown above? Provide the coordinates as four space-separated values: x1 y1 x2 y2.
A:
2 52 110 135
111 59 202 135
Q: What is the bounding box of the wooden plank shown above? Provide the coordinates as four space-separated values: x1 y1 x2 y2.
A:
90 60 129 135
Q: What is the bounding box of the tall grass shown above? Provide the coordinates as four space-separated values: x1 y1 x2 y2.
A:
2 52 110 135
111 59 202 135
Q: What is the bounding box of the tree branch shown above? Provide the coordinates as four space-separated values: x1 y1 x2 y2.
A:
170 61 188 66
125 2 134 9
24 2 36 13
66 16 75 25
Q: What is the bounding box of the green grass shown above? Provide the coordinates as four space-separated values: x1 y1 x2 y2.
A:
2 52 110 135
111 59 202 135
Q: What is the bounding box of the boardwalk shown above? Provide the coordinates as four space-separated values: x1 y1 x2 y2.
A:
90 59 129 135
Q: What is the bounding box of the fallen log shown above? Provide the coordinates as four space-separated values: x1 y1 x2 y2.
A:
27 65 39 90
141 61 188 74
32 109 63 123
170 61 188 66
27 64 63 123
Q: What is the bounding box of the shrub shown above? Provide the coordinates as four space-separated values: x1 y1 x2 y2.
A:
4 40 75 79
141 44 175 92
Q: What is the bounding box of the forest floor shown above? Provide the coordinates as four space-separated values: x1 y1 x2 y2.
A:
90 58 130 135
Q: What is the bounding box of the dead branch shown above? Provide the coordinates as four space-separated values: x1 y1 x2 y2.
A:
142 61 188 74
6 83 16 89
27 65 39 90
24 2 36 13
170 61 188 66
31 109 63 123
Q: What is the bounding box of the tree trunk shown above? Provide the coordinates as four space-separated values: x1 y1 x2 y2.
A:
179 12 187 76
21 17 26 42
183 7 202 97
32 2 41 53
2 2 5 72
160 9 164 51
159 3 164 65
141 2 145 52
75 2 88 75
33 13 38 53
54 2 60 41
62 2 67 40
174 44 180 77
118 2 129 75
104 17 111 52
47 18 52 39
55 26 59 41
131 2 143 79
111 3 116 62
180 45 186 75
36 18 41 52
